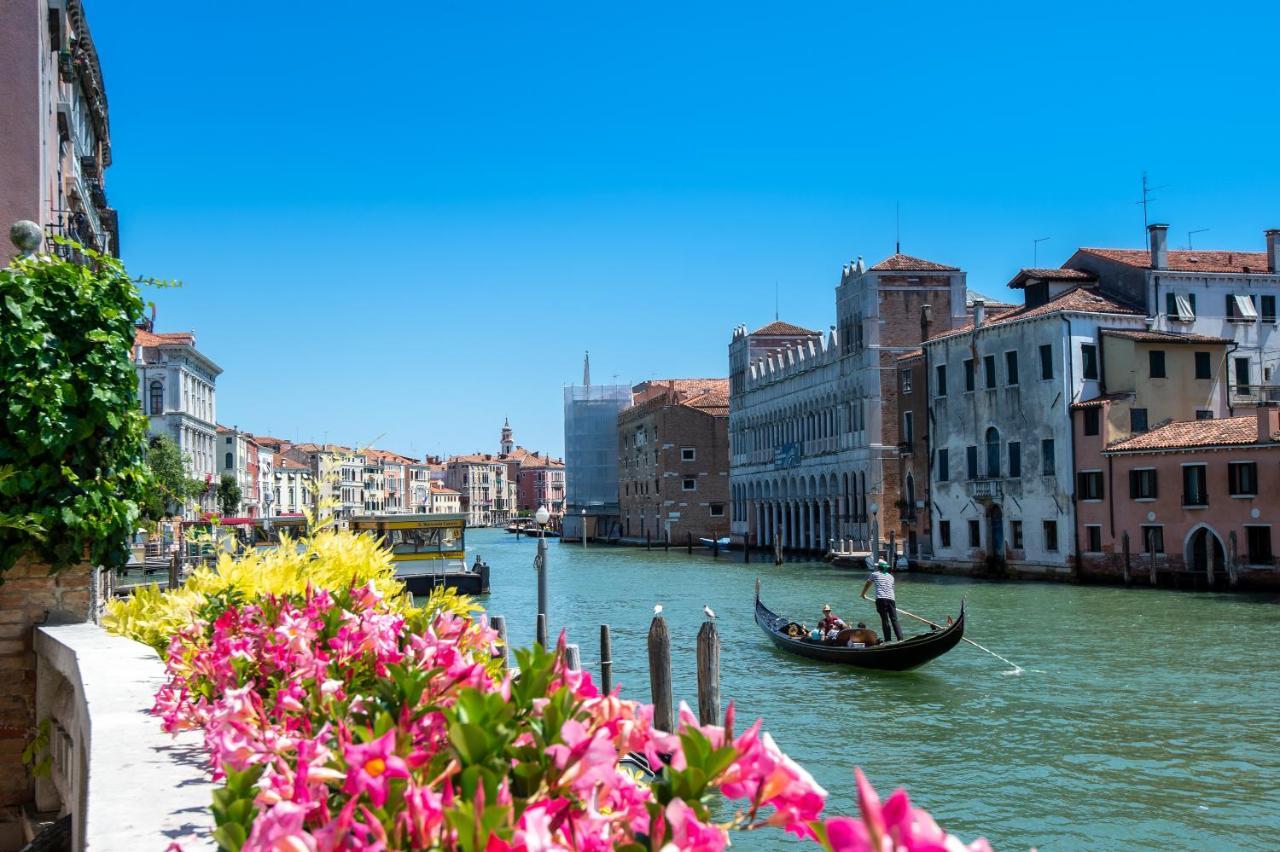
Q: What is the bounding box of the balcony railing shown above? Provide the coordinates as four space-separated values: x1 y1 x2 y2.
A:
968 478 1003 500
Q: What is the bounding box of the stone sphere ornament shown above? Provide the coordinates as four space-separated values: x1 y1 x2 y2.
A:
9 219 43 255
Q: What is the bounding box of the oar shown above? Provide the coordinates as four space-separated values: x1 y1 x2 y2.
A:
894 606 1023 672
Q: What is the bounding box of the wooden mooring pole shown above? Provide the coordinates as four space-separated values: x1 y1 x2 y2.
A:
492 615 509 670
536 613 547 648
647 614 673 732
565 643 582 671
696 620 720 726
687 532 693 554
599 624 613 694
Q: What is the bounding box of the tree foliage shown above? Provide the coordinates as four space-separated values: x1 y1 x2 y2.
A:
142 435 205 520
218 474 243 517
0 243 153 574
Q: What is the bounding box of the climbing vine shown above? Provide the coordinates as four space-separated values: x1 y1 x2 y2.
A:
0 240 153 575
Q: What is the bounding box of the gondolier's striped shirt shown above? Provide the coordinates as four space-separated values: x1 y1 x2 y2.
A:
868 570 895 601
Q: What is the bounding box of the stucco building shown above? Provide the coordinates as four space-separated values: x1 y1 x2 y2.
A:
272 454 313 516
619 379 731 543
445 453 517 526
1 0 118 259
134 323 222 517
923 286 1147 575
729 253 968 554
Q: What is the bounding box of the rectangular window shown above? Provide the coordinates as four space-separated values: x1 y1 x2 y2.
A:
1083 408 1100 436
1167 292 1196 321
1228 461 1259 496
1263 295 1277 322
1008 441 1022 477
903 412 914 444
1129 468 1158 500
1043 520 1059 551
964 359 975 392
983 355 997 388
966 445 978 480
935 364 947 397
938 448 950 482
1039 344 1053 380
1078 470 1104 501
1234 357 1251 392
1149 350 1166 379
1142 525 1164 554
1086 525 1102 553
1196 409 1214 420
901 369 913 394
939 520 951 548
1011 520 1023 549
1081 344 1099 380
1130 408 1149 434
1041 438 1055 476
1195 351 1212 380
1246 526 1273 564
682 478 696 491
1005 351 1019 385
1183 465 1208 506
1229 294 1258 320
968 519 980 548
680 447 696 462
709 503 725 517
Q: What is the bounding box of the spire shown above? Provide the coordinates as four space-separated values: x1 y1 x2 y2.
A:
500 418 514 455
583 350 591 387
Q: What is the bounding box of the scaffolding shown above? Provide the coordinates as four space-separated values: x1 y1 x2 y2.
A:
562 383 630 539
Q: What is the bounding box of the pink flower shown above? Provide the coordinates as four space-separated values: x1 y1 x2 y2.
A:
662 799 726 851
242 801 318 852
343 730 410 808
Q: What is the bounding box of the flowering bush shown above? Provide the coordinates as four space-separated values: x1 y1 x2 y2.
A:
150 570 992 851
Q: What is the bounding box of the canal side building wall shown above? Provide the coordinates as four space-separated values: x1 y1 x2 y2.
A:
923 287 1147 576
619 379 730 543
729 254 966 553
563 382 630 540
896 350 931 560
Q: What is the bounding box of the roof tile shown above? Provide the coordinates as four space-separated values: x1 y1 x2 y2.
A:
1076 248 1272 275
869 253 959 272
1106 416 1275 452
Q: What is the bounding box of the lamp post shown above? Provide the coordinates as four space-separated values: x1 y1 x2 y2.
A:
535 505 550 643
869 502 880 563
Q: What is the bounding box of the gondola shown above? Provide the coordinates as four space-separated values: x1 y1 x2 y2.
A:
754 585 965 671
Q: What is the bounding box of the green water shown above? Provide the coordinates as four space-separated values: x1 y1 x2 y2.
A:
461 528 1280 850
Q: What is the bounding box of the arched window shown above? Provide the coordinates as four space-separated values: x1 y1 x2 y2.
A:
225 451 233 470
985 427 1001 478
149 380 163 415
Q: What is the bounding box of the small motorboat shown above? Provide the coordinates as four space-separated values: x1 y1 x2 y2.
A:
754 582 964 671
699 536 731 548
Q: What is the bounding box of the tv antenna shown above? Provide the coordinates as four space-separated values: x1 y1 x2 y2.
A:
774 281 779 321
1187 228 1210 250
895 201 901 254
1135 171 1170 239
1033 236 1051 267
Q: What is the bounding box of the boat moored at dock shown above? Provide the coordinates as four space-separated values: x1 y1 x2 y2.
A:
350 513 489 596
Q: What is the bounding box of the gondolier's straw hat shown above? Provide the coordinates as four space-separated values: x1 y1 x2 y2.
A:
822 604 831 611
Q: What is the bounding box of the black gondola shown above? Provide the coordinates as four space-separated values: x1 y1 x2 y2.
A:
754 588 965 671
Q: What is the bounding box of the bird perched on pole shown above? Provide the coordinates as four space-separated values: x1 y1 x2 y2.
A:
703 605 716 621
653 604 663 616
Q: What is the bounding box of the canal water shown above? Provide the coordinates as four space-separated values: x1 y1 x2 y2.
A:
462 528 1279 850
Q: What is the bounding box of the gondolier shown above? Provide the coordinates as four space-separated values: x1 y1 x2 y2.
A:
861 559 903 642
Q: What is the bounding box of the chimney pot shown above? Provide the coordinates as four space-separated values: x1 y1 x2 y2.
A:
1256 404 1276 443
1266 229 1280 274
1148 223 1169 270
972 299 986 328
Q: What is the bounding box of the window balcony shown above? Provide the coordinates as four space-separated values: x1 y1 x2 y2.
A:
968 478 1003 500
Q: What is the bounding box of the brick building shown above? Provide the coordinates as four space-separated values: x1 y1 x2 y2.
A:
619 379 730 543
895 350 930 559
728 253 968 553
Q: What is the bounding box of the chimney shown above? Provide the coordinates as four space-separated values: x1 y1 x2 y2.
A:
1148 223 1169 270
1257 405 1278 443
972 299 985 328
920 303 933 340
1266 229 1280 273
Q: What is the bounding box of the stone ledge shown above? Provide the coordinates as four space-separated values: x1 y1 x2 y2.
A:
34 623 215 851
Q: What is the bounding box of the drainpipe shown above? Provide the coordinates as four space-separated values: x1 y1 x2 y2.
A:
1226 341 1240 417
1062 314 1081 580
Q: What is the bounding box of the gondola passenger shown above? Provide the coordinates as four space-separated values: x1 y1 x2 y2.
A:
817 604 847 639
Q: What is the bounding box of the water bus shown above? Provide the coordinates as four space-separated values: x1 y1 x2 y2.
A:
349 513 489 596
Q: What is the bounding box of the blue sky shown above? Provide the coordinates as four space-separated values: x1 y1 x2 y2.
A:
95 1 1280 457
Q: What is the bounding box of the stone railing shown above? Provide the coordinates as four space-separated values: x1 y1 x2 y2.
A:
34 622 215 851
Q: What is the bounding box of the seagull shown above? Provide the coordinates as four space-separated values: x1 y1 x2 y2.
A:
703 604 716 621
653 603 663 616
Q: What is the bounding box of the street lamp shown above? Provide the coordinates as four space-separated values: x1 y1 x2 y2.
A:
581 507 587 549
534 505 550 644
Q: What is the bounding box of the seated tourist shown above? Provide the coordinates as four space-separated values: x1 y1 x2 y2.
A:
817 605 847 639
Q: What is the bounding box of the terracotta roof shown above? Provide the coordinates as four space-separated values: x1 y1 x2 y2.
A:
749 321 819 337
448 453 503 465
1074 248 1272 275
683 386 730 412
1070 393 1129 410
251 435 291 451
926 287 1142 343
1100 329 1232 344
430 482 460 494
274 454 309 471
134 328 195 348
869 253 959 273
895 348 924 362
1106 416 1276 452
1007 268 1097 289
517 453 565 469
